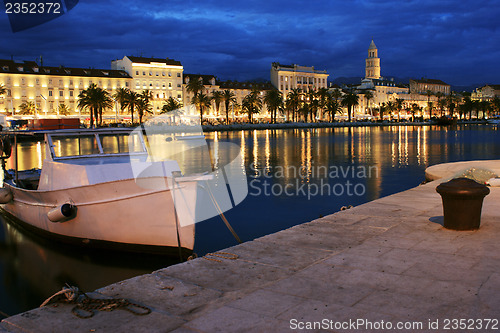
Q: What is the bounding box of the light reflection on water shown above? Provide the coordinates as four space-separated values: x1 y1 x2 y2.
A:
1 124 499 317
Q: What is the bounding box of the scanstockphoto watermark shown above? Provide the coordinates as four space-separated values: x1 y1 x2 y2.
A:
249 163 379 200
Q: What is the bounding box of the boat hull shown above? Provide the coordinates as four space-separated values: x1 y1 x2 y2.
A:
0 177 196 255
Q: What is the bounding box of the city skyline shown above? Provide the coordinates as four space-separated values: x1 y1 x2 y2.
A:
1 0 499 86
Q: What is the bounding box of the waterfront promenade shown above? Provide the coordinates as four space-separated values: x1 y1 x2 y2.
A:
1 160 499 332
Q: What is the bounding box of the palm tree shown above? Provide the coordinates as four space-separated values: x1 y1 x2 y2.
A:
161 97 183 124
491 96 500 116
445 93 457 117
58 103 71 116
316 87 329 121
211 91 223 117
325 93 342 122
161 97 183 113
395 98 404 122
411 103 421 122
125 91 141 125
306 90 318 122
379 103 386 121
242 90 262 124
18 101 37 115
77 84 113 127
0 84 6 98
435 92 445 116
286 88 301 122
222 90 236 124
95 87 113 126
186 76 204 98
461 97 474 120
192 91 212 123
341 91 359 122
363 90 374 116
427 101 435 119
113 87 130 115
263 89 283 124
136 97 152 124
77 84 97 128
479 100 491 120
385 101 396 121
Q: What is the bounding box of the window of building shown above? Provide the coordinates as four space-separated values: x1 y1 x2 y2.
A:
136 71 139 75
150 82 153 87
177 84 181 88
143 71 146 76
149 71 152 76
168 72 172 77
69 91 73 97
177 94 181 99
49 79 52 84
168 82 172 88
48 91 53 97
156 72 159 76
125 82 129 87
59 91 63 97
177 73 180 77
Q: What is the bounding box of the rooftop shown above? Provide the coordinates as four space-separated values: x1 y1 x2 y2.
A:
0 59 131 78
126 56 182 67
410 78 450 86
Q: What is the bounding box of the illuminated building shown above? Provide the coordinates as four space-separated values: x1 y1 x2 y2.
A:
365 39 381 80
472 84 500 100
270 63 329 96
409 78 450 95
0 58 131 115
111 56 183 114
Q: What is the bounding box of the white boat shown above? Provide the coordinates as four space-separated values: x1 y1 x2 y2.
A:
0 129 205 257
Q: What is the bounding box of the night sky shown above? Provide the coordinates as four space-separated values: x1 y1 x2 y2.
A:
1 0 499 86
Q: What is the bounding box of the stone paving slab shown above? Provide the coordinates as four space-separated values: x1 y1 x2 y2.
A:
2 160 500 332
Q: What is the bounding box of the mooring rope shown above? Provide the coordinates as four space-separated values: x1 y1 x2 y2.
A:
202 251 239 263
40 285 151 319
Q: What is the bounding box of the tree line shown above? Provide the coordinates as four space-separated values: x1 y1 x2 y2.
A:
1 82 499 126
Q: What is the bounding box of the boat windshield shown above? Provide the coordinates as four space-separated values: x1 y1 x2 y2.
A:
47 130 147 160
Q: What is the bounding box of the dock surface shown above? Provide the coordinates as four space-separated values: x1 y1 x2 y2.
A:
2 160 500 332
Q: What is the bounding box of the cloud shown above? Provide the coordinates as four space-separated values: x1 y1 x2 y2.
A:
0 0 499 85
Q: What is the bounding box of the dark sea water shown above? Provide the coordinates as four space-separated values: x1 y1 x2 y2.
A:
1 124 499 316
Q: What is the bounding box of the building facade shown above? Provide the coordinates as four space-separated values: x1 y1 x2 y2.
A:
270 63 329 96
218 81 272 120
111 56 184 114
472 84 500 100
409 78 450 95
0 59 131 115
365 40 381 80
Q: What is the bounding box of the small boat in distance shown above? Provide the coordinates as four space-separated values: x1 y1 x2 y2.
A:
0 128 203 257
487 116 500 125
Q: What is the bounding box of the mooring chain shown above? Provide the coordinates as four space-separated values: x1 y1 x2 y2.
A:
40 286 151 319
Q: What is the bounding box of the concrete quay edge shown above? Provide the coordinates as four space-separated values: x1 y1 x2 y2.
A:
2 160 500 332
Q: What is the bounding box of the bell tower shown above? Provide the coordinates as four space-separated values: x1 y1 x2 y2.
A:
365 39 381 79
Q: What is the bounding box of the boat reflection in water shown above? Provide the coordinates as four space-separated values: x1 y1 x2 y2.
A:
0 212 178 316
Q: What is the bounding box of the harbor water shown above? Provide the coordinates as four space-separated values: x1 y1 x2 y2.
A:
1 124 499 317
